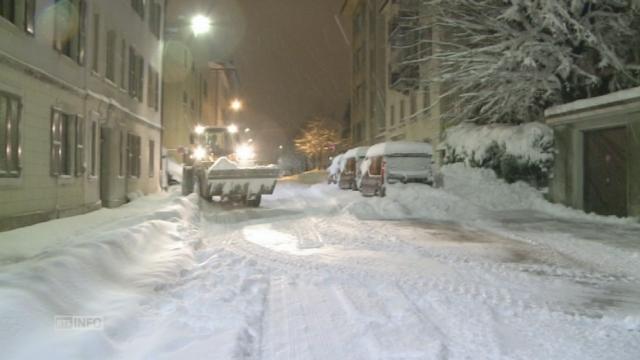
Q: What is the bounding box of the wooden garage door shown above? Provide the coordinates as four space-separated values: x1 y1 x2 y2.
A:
583 127 627 217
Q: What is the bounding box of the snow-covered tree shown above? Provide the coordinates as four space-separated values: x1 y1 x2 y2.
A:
419 0 640 124
294 118 341 169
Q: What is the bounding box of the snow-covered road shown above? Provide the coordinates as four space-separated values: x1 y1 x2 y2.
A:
1 167 639 359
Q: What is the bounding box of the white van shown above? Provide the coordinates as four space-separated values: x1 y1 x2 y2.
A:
338 147 369 190
360 141 434 197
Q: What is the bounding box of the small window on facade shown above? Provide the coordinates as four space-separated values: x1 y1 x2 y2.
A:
131 0 145 19
75 116 85 177
120 39 127 89
423 88 430 110
400 99 405 120
127 133 141 178
51 109 77 177
54 0 87 65
92 13 100 73
148 140 154 177
90 121 98 177
25 0 35 34
119 130 125 177
106 30 116 82
0 92 21 178
390 105 395 126
0 0 16 24
410 92 417 117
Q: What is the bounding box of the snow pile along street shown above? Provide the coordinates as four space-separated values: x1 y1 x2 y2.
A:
0 166 639 359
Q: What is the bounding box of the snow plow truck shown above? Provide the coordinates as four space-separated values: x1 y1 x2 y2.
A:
181 125 279 207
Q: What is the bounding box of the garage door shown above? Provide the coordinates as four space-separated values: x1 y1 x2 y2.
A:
583 127 627 217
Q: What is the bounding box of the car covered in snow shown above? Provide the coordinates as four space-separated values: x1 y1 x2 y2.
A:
327 153 344 184
338 147 369 190
359 141 434 197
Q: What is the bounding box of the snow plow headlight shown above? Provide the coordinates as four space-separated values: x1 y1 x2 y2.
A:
236 144 256 161
193 146 207 161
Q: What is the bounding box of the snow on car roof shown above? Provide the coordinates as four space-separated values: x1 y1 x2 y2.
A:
366 141 433 157
344 146 370 159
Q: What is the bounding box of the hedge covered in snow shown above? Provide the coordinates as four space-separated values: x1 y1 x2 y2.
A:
442 122 554 186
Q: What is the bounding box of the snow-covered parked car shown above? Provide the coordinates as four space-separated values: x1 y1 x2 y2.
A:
360 141 434 197
338 146 369 190
327 154 344 184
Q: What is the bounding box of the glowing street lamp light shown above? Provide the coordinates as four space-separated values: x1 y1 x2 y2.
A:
191 15 212 36
227 124 239 134
248 138 254 143
194 124 206 135
230 99 242 112
244 128 251 133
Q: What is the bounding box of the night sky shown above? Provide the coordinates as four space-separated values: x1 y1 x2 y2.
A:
168 0 352 161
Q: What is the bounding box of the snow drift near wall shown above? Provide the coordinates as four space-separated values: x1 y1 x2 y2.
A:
344 164 635 225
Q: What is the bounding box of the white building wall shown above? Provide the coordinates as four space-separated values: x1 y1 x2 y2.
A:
0 0 164 230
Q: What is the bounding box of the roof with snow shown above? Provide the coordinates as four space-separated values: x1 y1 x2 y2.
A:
545 86 640 118
366 141 433 158
344 146 369 159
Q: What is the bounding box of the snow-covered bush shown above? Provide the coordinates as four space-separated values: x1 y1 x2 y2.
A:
443 122 554 186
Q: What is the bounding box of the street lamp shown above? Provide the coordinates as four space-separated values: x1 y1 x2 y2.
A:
231 98 242 112
244 128 251 133
227 124 239 134
191 15 211 36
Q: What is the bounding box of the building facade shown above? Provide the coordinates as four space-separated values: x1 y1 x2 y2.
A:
0 0 164 230
162 1 239 163
342 0 450 165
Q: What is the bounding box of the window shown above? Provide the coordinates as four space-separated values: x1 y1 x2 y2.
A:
410 92 417 117
423 88 430 110
0 92 21 178
389 105 395 126
105 30 116 82
120 39 127 89
182 92 188 106
75 116 85 177
131 0 145 19
0 0 15 23
127 133 141 178
51 109 80 177
90 121 97 176
24 0 34 34
119 131 125 176
400 99 405 120
149 2 161 38
147 65 159 111
148 140 154 177
92 13 99 73
129 47 144 101
54 0 87 65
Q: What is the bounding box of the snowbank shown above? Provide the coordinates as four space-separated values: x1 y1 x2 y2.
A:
345 163 635 225
0 193 199 359
443 122 553 166
367 141 433 158
167 158 183 183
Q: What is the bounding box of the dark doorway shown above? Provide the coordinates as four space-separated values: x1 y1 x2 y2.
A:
584 127 627 217
100 127 110 206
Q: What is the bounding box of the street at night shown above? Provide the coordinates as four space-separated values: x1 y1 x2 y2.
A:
1 0 640 359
